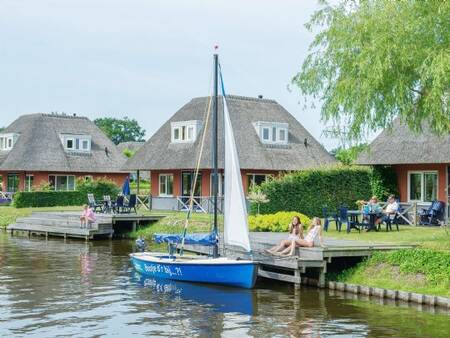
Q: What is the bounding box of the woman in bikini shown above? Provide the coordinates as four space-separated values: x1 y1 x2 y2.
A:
266 216 303 255
279 217 324 256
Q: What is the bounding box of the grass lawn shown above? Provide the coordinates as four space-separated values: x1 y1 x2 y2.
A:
0 205 82 228
324 224 450 251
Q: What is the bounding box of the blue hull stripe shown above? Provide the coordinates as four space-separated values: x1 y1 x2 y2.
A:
131 256 258 289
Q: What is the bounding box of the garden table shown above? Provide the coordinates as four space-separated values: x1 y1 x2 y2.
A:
347 210 380 231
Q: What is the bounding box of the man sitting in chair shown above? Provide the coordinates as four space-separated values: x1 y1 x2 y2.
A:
381 194 399 224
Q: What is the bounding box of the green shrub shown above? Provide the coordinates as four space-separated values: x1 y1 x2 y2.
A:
13 178 120 208
76 177 120 200
248 211 311 232
251 166 397 217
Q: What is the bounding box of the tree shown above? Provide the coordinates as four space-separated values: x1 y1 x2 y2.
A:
330 143 367 165
122 148 136 158
293 0 449 141
0 127 4 133
94 117 145 145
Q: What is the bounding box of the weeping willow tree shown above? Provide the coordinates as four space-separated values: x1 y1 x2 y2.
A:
293 0 449 141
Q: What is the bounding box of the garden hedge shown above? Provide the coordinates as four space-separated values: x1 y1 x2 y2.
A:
251 166 398 217
13 178 120 208
248 211 311 232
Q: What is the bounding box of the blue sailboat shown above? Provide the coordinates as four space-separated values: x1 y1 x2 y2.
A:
130 52 258 289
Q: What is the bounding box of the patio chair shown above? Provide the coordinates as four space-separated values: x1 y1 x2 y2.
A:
379 199 402 231
419 200 445 226
123 194 137 214
338 207 360 233
87 193 103 213
114 195 125 214
103 195 113 213
322 207 338 232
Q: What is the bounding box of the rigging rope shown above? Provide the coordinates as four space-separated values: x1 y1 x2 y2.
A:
179 64 214 255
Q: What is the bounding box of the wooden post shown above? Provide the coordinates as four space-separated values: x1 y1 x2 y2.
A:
413 201 418 226
294 269 301 290
137 170 140 195
132 221 137 233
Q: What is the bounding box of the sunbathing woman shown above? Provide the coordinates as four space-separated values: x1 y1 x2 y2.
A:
279 217 324 256
266 216 303 255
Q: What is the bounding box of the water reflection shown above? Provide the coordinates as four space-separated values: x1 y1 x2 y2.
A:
0 233 448 338
133 273 255 315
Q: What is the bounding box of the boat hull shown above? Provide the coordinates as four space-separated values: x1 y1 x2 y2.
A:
130 253 258 289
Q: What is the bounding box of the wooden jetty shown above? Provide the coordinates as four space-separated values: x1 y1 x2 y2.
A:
184 232 415 287
7 211 165 240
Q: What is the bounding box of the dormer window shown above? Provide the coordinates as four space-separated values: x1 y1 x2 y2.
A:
60 134 91 152
254 122 288 145
171 120 202 143
0 133 19 151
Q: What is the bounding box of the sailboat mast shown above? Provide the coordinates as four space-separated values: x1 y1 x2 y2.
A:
212 53 219 258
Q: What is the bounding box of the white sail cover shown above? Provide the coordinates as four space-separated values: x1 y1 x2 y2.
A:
222 95 252 252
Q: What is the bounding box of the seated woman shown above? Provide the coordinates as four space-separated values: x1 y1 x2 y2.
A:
363 196 383 230
80 204 96 229
266 216 303 255
279 217 324 256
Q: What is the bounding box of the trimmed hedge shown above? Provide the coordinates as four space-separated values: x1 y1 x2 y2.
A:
248 211 311 232
13 191 84 208
251 166 397 217
13 178 120 208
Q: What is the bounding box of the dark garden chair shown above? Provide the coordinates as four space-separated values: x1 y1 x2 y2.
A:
338 207 360 233
379 199 402 232
419 200 445 226
103 195 113 214
322 207 338 232
123 194 137 214
114 195 125 214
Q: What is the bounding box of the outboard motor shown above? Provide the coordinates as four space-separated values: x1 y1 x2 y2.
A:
135 238 146 252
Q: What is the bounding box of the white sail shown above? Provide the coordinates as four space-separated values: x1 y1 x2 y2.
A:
222 95 252 252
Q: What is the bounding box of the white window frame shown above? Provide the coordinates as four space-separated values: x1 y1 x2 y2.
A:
171 121 201 143
48 175 76 191
65 138 75 150
254 122 289 145
25 175 34 192
247 173 271 190
407 170 438 203
159 174 174 196
210 173 225 197
0 133 19 151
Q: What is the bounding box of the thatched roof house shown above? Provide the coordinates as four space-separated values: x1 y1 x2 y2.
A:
0 113 128 192
357 118 448 205
124 95 335 208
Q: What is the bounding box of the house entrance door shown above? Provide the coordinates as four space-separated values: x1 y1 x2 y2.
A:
7 174 19 193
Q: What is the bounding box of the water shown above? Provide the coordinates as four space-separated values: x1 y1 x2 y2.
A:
0 233 448 338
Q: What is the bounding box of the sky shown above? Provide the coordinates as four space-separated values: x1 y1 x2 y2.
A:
0 0 341 150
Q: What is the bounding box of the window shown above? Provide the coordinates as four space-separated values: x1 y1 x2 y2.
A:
262 128 270 141
66 138 74 150
247 174 270 190
61 134 91 152
0 133 19 150
82 140 89 150
408 171 438 202
279 129 286 142
7 174 19 193
210 173 225 196
159 174 174 196
171 121 202 143
84 175 93 182
48 175 76 191
25 175 34 192
254 122 289 145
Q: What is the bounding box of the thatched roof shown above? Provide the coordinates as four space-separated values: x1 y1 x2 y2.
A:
117 141 145 153
357 118 450 165
0 113 127 172
124 95 336 171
